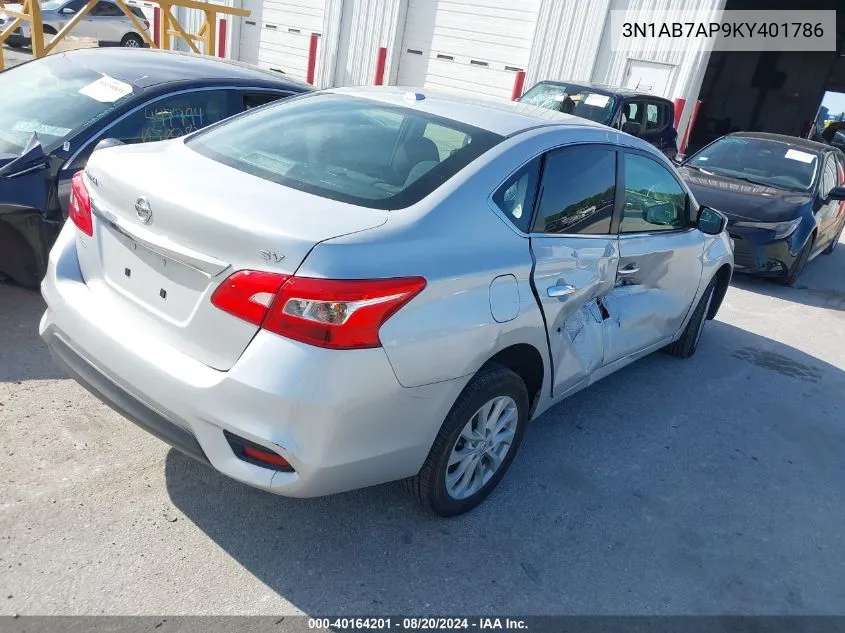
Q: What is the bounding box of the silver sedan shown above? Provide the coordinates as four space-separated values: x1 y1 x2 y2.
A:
39 87 733 516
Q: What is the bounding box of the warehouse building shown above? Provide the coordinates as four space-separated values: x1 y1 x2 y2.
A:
192 0 844 149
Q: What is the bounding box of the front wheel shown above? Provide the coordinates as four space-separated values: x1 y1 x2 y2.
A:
781 235 814 286
664 277 716 359
120 33 143 47
823 220 844 255
403 365 528 517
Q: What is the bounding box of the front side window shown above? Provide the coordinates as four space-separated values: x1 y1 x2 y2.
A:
107 90 237 144
620 101 644 127
91 1 122 16
0 55 136 155
491 157 540 233
621 153 687 233
532 146 616 235
820 155 837 198
187 94 503 210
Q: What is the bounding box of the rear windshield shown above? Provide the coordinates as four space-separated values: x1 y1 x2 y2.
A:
186 93 503 209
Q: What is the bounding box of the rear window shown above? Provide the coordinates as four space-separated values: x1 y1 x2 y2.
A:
186 93 503 209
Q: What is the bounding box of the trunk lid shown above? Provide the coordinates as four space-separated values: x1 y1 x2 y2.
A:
78 140 388 370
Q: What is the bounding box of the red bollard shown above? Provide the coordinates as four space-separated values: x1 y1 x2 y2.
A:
217 18 226 58
152 6 160 48
306 33 319 85
511 70 526 101
673 98 686 128
680 100 702 154
373 46 387 85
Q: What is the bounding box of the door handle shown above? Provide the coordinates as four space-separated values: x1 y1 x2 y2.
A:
547 284 576 298
617 265 640 275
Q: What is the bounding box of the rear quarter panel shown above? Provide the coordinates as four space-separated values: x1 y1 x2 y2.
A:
296 128 592 393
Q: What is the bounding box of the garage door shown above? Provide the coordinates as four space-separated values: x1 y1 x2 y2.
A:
238 0 324 78
396 0 540 100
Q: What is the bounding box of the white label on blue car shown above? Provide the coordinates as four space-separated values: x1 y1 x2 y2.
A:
784 149 815 164
79 75 133 103
584 93 610 108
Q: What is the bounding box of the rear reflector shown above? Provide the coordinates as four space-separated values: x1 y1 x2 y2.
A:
224 430 294 472
211 272 426 350
69 171 93 236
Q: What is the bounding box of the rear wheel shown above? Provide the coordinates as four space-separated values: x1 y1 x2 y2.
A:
120 33 143 47
403 365 528 517
782 235 814 286
664 277 716 359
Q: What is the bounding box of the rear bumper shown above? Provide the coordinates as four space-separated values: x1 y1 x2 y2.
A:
40 223 466 498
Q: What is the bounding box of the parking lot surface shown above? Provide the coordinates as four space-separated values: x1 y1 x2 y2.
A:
1 237 845 615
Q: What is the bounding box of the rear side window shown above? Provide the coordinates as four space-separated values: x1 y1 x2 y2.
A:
492 157 540 233
532 146 616 235
645 103 662 131
187 94 503 210
107 89 237 144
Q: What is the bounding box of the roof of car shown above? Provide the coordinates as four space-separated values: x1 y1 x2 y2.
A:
328 86 611 136
529 80 671 101
56 47 312 91
726 131 835 154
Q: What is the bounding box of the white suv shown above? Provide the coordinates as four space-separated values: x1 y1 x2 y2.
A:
2 0 150 48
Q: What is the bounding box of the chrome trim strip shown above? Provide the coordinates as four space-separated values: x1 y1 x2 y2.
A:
91 203 230 278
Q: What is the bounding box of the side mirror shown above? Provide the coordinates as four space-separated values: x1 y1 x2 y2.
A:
672 153 686 165
621 121 641 136
93 138 124 152
59 7 75 14
697 206 727 235
828 185 845 201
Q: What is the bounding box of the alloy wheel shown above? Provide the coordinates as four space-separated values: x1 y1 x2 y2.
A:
445 395 518 500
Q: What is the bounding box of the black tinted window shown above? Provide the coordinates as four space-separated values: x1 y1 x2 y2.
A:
107 90 236 144
187 94 503 210
492 157 540 233
92 1 122 16
532 146 615 235
621 153 687 233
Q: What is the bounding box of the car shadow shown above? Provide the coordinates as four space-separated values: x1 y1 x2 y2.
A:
165 320 845 615
0 280 65 382
730 235 845 312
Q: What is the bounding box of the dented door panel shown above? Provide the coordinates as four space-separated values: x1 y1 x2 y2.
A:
602 229 704 363
530 235 619 396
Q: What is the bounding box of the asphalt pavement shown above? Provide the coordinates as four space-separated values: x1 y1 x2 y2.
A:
1 237 844 615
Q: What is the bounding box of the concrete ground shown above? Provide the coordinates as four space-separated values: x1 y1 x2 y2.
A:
1 236 844 615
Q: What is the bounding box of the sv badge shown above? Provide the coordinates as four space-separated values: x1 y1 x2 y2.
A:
259 250 285 263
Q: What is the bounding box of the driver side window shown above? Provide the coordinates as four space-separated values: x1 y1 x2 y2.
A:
620 153 687 233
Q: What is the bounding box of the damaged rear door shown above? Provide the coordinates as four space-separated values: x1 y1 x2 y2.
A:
529 144 621 397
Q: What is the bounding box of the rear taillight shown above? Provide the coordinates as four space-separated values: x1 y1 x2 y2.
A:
211 270 289 325
144 19 150 28
69 171 93 236
211 272 426 350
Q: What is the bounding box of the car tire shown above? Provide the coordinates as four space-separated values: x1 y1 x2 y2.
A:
664 277 716 359
403 364 529 517
782 234 814 286
822 220 843 255
120 33 143 47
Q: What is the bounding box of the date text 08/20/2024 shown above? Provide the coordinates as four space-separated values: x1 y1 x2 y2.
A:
308 618 529 630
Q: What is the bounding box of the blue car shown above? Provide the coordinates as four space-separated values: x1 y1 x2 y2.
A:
677 132 845 286
518 80 678 159
0 47 310 288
